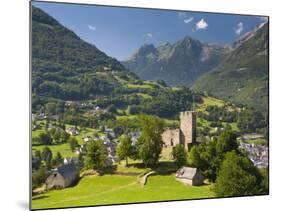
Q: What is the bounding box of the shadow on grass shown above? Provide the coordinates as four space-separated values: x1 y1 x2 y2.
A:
99 165 118 175
32 195 49 200
151 161 178 175
126 161 178 175
126 162 146 169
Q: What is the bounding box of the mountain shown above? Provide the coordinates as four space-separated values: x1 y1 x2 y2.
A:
193 22 269 112
31 6 203 119
32 6 124 72
122 37 228 86
32 6 134 101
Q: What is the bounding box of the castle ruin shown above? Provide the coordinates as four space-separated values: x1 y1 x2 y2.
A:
162 111 196 151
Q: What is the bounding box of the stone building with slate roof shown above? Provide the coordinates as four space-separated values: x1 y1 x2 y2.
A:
175 166 204 186
45 164 79 189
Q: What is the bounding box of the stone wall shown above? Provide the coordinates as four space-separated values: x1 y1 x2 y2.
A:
46 173 66 190
161 111 196 151
162 128 180 148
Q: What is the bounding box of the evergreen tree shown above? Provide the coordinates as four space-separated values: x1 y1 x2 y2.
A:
214 151 262 197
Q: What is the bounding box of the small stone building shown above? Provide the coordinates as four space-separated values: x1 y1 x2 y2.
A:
175 166 204 186
45 164 79 190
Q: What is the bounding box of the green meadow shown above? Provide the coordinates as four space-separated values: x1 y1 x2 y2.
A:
32 174 213 210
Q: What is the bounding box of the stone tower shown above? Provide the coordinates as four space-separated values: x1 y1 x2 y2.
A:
180 111 196 151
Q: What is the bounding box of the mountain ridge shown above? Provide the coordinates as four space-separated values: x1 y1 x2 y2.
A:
193 22 269 112
122 36 227 86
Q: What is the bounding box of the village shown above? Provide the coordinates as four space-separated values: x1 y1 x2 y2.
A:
32 108 268 192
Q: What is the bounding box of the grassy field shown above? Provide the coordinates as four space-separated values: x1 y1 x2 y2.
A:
32 173 214 210
32 121 101 158
197 96 225 113
126 83 153 90
32 143 78 158
243 138 267 146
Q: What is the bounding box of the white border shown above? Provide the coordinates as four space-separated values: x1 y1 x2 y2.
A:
0 0 280 211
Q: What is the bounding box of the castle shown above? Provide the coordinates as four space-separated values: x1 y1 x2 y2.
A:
162 111 196 151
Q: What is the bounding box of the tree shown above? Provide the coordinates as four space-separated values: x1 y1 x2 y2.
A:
259 167 269 194
216 130 238 156
61 131 70 143
84 140 107 171
53 129 62 144
34 150 42 159
188 130 238 182
172 144 187 167
41 146 52 169
237 108 267 133
52 152 63 166
117 134 132 166
32 150 42 170
137 115 164 167
32 166 47 190
213 151 262 197
107 104 117 113
38 132 52 145
68 137 79 152
188 140 218 181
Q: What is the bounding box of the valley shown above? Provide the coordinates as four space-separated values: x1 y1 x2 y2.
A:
31 5 269 210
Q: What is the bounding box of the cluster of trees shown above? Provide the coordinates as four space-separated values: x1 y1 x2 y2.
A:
33 73 203 120
84 115 165 172
199 105 238 123
32 147 64 190
33 147 64 170
197 105 268 138
139 87 202 118
33 128 70 146
237 107 268 135
213 151 268 197
188 129 268 196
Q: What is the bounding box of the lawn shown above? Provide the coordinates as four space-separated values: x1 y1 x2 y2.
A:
32 122 102 158
32 173 214 210
137 93 152 99
32 143 78 158
197 96 225 113
126 83 153 89
243 138 267 146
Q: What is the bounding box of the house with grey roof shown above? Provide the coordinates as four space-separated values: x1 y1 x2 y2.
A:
45 164 79 189
65 127 79 136
63 157 79 165
175 166 204 186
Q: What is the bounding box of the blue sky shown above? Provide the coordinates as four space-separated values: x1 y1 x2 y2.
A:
32 1 267 60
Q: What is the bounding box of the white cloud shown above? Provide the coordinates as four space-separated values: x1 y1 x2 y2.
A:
234 22 243 35
259 16 268 22
88 25 96 31
184 17 194 24
178 12 193 24
144 33 153 38
196 19 208 30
